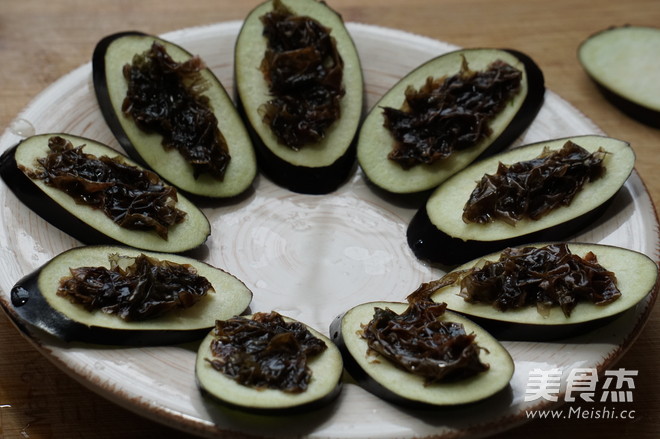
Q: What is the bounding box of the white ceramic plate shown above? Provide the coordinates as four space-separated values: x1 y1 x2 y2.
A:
0 21 658 439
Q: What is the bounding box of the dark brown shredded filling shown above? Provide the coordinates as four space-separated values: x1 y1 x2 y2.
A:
21 136 186 239
463 141 607 225
259 0 345 150
383 57 522 169
206 311 327 393
408 243 621 317
57 253 213 321
122 41 230 180
360 299 489 384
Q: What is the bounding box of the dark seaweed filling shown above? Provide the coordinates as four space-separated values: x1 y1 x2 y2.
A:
122 41 230 180
383 58 522 169
409 243 621 317
206 311 327 393
57 253 213 321
259 0 345 150
360 299 489 384
459 243 620 316
21 136 185 239
462 141 607 225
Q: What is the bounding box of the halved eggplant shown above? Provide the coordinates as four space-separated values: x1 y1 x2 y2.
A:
6 245 253 345
196 313 343 414
424 242 659 340
93 31 257 198
407 135 635 265
0 133 210 253
578 25 660 128
330 301 514 408
357 48 545 194
234 0 364 194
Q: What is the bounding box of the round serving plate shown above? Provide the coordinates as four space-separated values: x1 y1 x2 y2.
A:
0 20 657 439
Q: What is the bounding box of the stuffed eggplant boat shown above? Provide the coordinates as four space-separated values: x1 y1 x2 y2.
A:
196 311 343 413
93 31 257 199
6 245 253 345
330 300 513 408
234 0 364 194
357 48 544 194
412 242 658 340
578 25 660 128
0 133 210 253
407 135 635 265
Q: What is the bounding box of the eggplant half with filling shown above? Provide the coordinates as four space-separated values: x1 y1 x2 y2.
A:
407 135 635 265
578 25 660 128
6 245 253 345
234 0 364 194
413 242 658 340
196 311 343 414
0 133 210 253
93 31 257 199
357 47 545 194
330 300 513 408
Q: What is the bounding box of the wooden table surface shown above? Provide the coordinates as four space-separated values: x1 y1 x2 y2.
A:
1 0 658 438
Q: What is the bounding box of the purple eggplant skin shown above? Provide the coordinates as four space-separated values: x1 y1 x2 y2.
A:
588 81 660 128
233 0 365 195
246 125 359 195
357 48 545 195
92 31 149 167
196 376 343 416
195 314 344 415
406 200 612 267
0 142 115 246
329 313 415 408
7 268 210 346
458 49 545 161
578 25 660 128
0 134 210 253
406 135 635 267
93 31 257 200
5 245 254 346
329 306 514 409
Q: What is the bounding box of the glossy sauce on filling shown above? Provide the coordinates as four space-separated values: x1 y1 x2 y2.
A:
122 41 231 180
360 299 489 384
383 58 522 169
21 136 186 239
206 311 327 392
259 0 345 150
463 141 607 225
57 253 213 321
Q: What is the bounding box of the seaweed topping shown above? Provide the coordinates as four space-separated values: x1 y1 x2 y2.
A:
360 299 489 384
409 243 621 317
463 141 607 225
21 136 186 239
122 41 230 179
57 253 213 321
259 0 345 149
383 58 522 169
206 311 327 393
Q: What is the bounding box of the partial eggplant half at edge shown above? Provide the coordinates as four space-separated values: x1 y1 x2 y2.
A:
6 245 253 346
196 314 343 414
357 48 545 195
407 135 635 266
234 0 364 194
427 242 659 341
578 25 660 128
0 133 210 253
93 31 257 199
330 301 514 408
